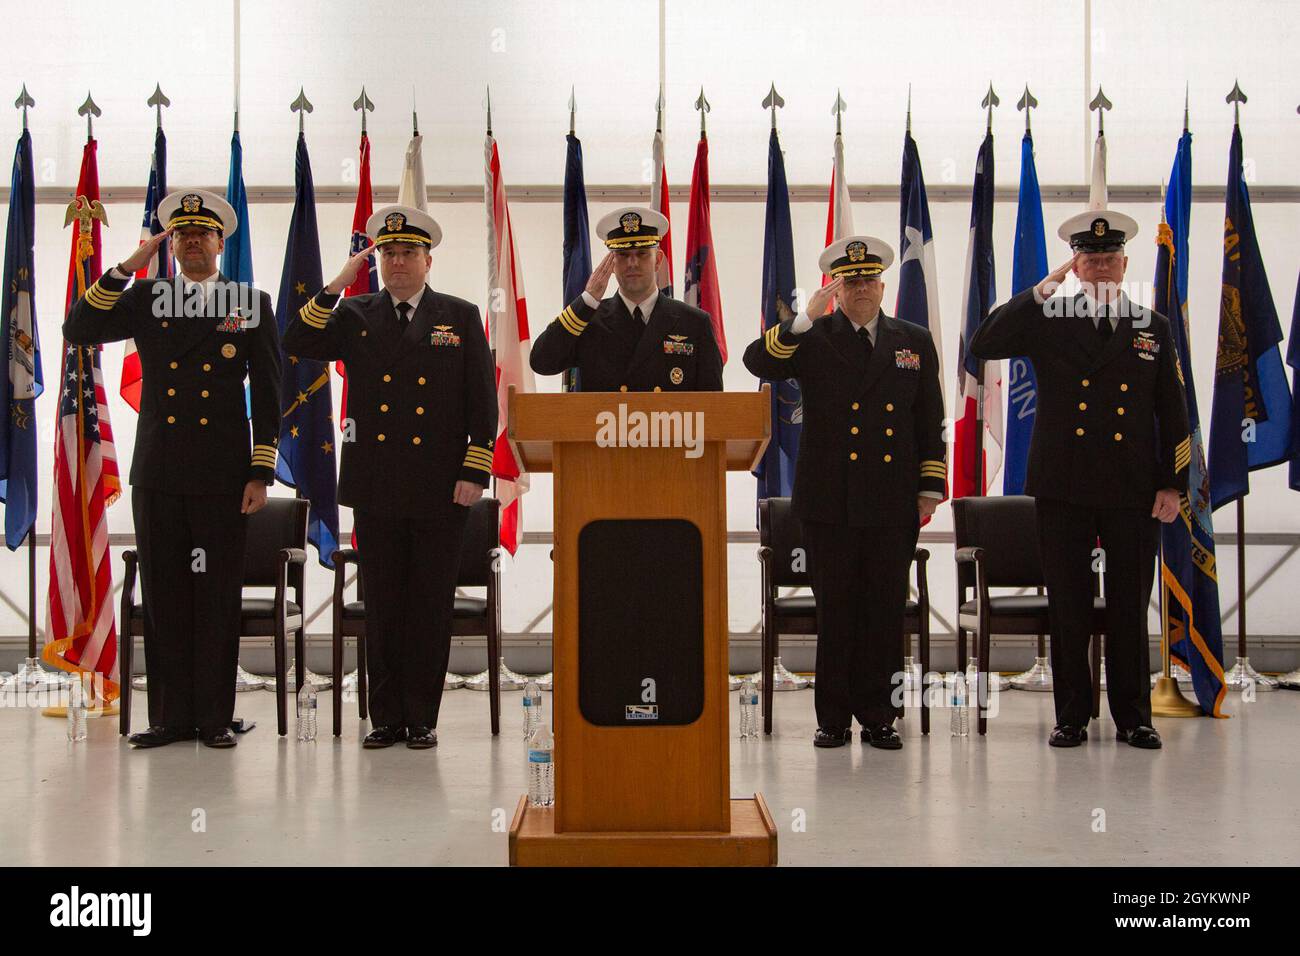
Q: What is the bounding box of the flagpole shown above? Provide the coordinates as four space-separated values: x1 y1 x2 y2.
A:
972 85 998 496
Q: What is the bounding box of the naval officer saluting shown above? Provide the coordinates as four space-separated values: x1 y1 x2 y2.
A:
971 209 1190 749
284 205 497 749
530 205 723 391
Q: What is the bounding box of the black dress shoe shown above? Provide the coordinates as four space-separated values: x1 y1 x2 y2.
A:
362 726 407 749
813 727 852 748
406 726 437 749
200 728 237 748
861 725 903 750
1048 724 1088 747
1116 726 1163 749
127 726 196 748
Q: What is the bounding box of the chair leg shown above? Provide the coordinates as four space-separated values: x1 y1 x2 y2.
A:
357 632 368 722
487 628 501 737
294 625 306 698
957 626 968 673
977 621 992 735
919 624 931 736
273 621 287 736
898 632 908 722
1091 634 1102 720
331 623 343 738
119 626 132 737
762 626 776 736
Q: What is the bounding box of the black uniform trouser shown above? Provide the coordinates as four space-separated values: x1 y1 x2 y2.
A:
353 506 469 729
1035 497 1158 730
803 519 919 729
132 489 247 734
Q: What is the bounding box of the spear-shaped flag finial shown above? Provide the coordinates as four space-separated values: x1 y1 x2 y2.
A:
78 91 101 141
831 88 846 136
147 83 170 130
906 83 912 134
568 85 576 136
1017 84 1038 133
14 84 34 130
762 82 785 131
1184 82 1190 133
290 87 313 134
484 85 492 135
1089 85 1112 133
694 86 710 136
353 86 375 133
1226 79 1247 125
982 83 1000 133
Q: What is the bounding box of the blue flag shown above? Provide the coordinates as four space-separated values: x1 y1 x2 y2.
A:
1288 268 1300 492
276 133 340 567
1207 124 1294 510
222 131 254 283
1002 131 1047 495
754 128 800 509
1157 130 1226 717
0 129 42 549
562 132 592 393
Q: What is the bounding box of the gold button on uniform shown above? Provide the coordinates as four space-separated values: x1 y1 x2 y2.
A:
202 363 211 372
167 416 176 424
851 402 859 411
883 454 892 463
1116 407 1125 415
199 418 208 425
383 374 392 382
1114 432 1123 441
167 388 175 396
169 361 178 369
885 403 894 412
415 407 424 415
418 377 426 385
619 385 628 392
161 321 168 328
1081 378 1090 387
412 436 421 445
1120 383 1128 391
201 390 209 398
380 404 389 412
1078 402 1087 411
850 426 859 435
849 452 858 461
377 434 386 442
653 386 662 392
885 428 894 437
1075 427 1085 436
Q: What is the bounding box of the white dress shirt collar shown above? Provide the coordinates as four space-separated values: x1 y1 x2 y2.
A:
617 288 659 324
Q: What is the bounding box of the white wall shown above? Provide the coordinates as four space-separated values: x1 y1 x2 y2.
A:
0 0 1297 651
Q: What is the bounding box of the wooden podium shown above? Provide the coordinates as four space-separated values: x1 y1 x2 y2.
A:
506 385 778 866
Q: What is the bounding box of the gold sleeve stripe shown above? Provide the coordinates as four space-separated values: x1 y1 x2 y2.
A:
299 300 331 329
1174 437 1192 471
557 306 588 336
462 458 493 473
85 282 122 310
251 457 278 468
464 452 495 467
764 326 797 358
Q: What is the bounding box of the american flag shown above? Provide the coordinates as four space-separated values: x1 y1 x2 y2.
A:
45 139 121 700
121 126 169 412
486 131 533 555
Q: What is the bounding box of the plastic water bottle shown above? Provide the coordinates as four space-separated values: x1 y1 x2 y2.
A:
527 724 554 808
739 679 759 738
297 681 317 741
66 675 87 743
950 672 969 737
522 680 542 739
965 658 980 697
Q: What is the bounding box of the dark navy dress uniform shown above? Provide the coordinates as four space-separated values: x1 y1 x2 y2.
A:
530 290 723 392
282 281 497 731
64 266 281 736
744 294 947 734
972 285 1190 732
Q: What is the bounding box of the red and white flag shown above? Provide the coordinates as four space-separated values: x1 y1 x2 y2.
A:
338 131 377 419
683 131 726 362
650 128 674 295
821 130 855 296
122 128 170 412
485 133 534 555
47 139 121 701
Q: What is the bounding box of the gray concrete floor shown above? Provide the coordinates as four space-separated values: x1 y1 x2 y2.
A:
2 684 1297 866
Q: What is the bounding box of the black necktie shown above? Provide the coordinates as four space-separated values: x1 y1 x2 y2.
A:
1096 313 1113 342
396 301 412 331
633 305 645 325
857 324 874 359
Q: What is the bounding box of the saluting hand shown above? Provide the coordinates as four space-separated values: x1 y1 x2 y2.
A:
117 226 174 276
584 253 617 300
805 277 844 320
325 243 377 295
1034 254 1078 302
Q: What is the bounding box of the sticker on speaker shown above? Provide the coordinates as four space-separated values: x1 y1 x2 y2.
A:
625 704 659 721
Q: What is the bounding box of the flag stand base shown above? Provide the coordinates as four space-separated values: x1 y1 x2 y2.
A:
40 703 120 719
1150 677 1201 718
